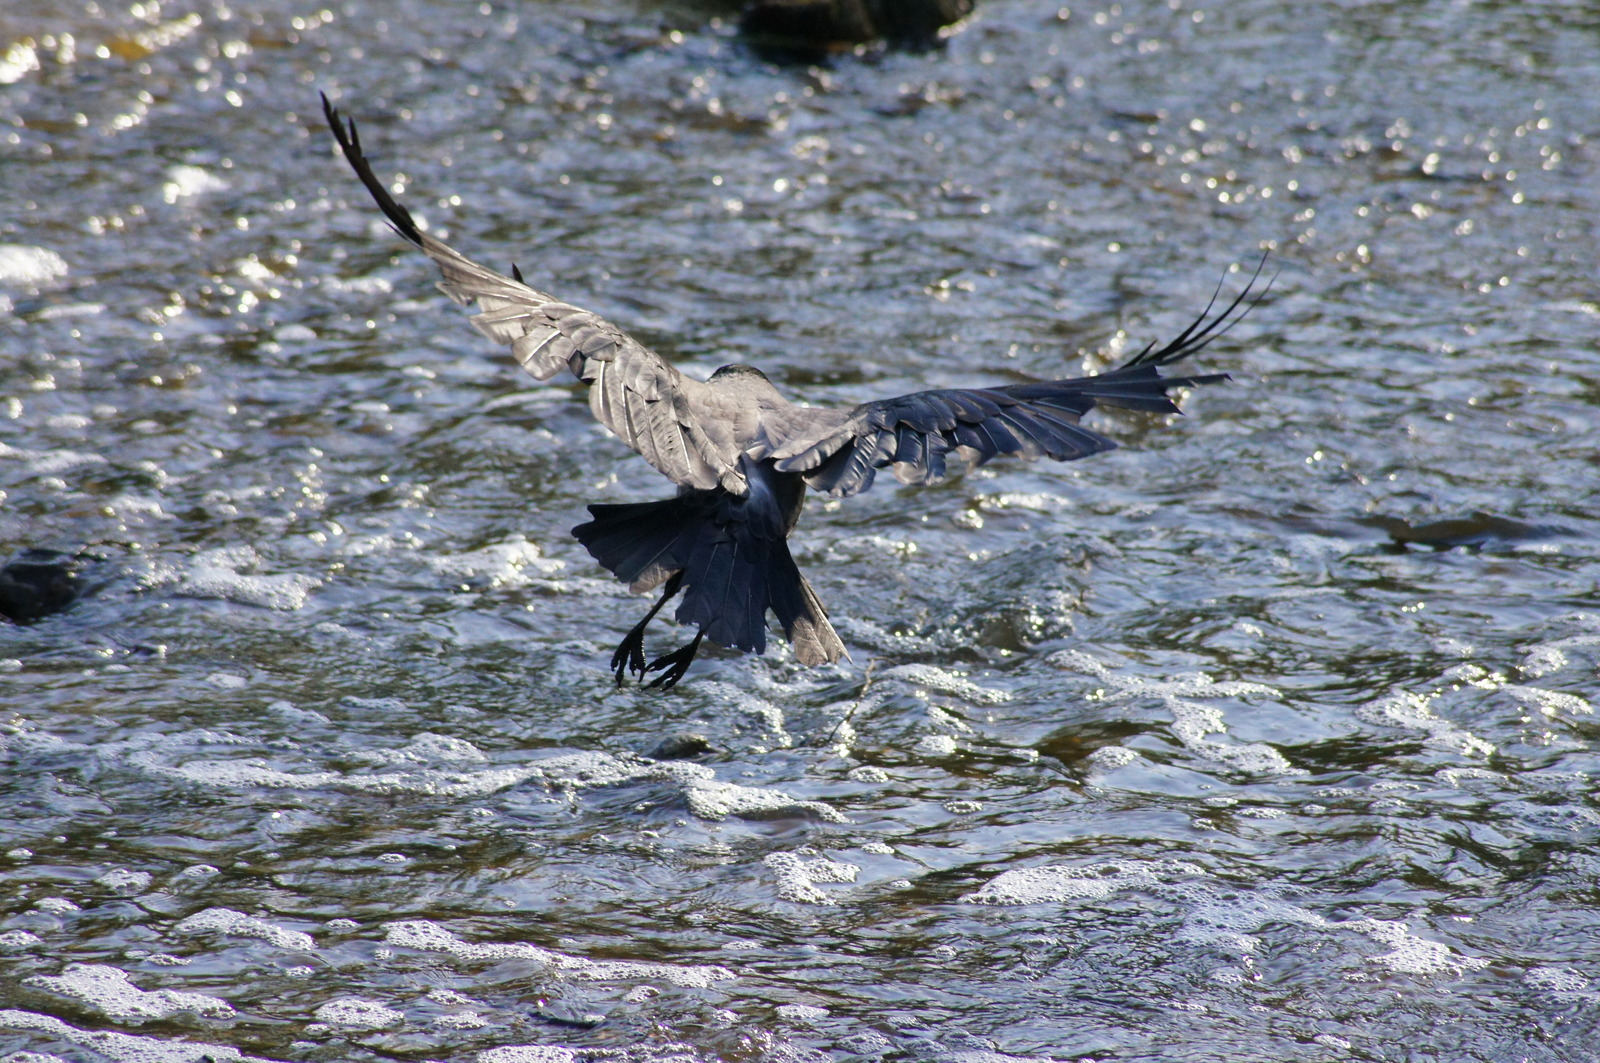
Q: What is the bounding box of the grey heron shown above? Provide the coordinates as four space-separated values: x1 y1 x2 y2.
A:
322 96 1265 688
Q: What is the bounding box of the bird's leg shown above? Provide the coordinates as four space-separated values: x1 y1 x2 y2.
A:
611 572 683 687
644 630 706 691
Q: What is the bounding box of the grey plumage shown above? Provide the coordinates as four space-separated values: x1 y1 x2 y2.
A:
323 95 1265 688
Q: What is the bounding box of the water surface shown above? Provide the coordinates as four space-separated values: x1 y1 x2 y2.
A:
2 1 1598 1060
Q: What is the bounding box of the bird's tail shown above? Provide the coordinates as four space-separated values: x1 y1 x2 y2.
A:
573 489 845 666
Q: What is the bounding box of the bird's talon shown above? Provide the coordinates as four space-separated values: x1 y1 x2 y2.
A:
643 632 704 691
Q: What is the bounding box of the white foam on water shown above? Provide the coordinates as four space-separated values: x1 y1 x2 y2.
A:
383 920 734 988
161 165 229 203
94 868 153 894
0 930 43 949
1441 663 1504 690
684 779 847 823
0 245 68 285
1504 684 1593 718
1176 895 1329 954
349 731 490 766
172 907 316 951
104 493 174 523
819 533 919 562
273 323 317 343
1435 767 1503 787
937 1050 1052 1063
119 732 540 796
35 898 80 914
427 534 566 588
763 852 860 904
1086 745 1140 771
23 964 234 1022
1046 654 1297 773
880 663 1010 705
830 615 941 654
1050 655 1280 703
914 734 960 756
961 860 1209 905
12 726 838 826
695 681 791 744
338 532 422 560
978 491 1071 513
533 750 713 790
312 997 403 1029
965 861 1491 979
1499 800 1600 834
1048 648 1115 678
32 301 104 320
1524 966 1592 996
0 441 109 475
172 545 320 611
1356 689 1494 757
320 273 395 295
1344 919 1489 975
478 1047 577 1063
0 1009 279 1062
776 1003 829 1023
1517 644 1567 679
125 752 345 791
1167 698 1302 774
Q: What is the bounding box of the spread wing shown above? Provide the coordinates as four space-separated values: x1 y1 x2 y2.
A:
322 95 745 494
765 261 1267 497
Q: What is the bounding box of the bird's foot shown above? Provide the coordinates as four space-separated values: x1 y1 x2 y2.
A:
643 631 705 691
610 622 650 687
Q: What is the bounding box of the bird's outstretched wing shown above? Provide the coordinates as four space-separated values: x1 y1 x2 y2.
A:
763 261 1268 497
322 95 746 494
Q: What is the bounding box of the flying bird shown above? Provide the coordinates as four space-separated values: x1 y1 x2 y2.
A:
322 95 1265 689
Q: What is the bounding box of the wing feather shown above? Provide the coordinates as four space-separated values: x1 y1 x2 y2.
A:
323 95 744 493
767 262 1263 496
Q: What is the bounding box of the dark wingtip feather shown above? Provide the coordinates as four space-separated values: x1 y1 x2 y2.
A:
320 91 424 248
511 262 525 284
1118 251 1273 371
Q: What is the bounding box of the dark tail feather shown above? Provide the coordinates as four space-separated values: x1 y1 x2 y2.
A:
675 530 772 654
575 498 704 592
572 490 846 664
767 546 847 667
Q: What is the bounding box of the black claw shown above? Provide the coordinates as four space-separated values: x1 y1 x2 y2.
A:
610 622 649 687
607 572 686 688
644 632 705 691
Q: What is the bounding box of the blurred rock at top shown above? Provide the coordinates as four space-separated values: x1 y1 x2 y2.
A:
741 0 975 56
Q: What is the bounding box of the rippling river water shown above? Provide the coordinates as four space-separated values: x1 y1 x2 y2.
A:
3 1 1599 1061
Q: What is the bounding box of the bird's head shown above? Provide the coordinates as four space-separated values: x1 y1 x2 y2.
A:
708 363 771 384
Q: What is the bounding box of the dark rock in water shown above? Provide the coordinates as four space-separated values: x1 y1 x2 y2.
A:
533 998 607 1029
742 0 974 53
1362 512 1560 551
643 731 719 760
0 548 99 624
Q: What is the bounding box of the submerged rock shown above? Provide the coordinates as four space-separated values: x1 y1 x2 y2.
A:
0 548 99 624
1363 511 1560 551
642 731 718 760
